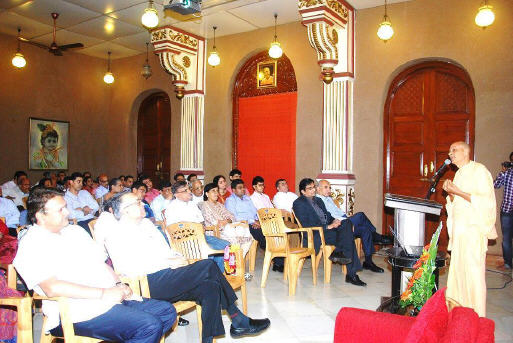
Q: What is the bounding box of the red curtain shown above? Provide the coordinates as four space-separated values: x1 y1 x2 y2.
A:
237 92 297 199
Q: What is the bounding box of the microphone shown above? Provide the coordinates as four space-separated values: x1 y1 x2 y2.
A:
432 159 451 179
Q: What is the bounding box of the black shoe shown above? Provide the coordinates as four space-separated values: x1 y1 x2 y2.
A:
178 317 189 326
329 251 352 265
345 274 367 286
230 318 271 337
362 261 384 273
272 264 284 273
373 232 393 245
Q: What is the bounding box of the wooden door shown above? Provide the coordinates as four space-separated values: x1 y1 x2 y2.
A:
137 92 171 187
383 61 475 250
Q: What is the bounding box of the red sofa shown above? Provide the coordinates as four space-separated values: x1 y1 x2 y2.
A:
334 288 494 343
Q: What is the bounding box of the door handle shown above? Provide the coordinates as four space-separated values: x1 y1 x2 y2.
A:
430 161 435 173
423 164 428 177
156 162 160 171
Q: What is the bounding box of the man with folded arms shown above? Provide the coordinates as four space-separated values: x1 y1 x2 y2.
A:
64 172 99 236
14 188 175 343
293 178 366 286
103 191 270 343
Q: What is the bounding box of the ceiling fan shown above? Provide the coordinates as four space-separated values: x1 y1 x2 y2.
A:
19 13 84 56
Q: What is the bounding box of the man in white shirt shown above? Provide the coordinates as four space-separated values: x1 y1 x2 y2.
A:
190 179 204 206
250 176 273 210
151 180 173 222
13 187 175 342
3 176 30 210
272 179 298 213
104 191 270 342
64 172 99 236
0 196 20 230
94 174 109 200
165 181 229 271
1 171 27 194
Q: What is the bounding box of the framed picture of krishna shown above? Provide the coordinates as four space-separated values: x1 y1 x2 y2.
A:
29 117 69 170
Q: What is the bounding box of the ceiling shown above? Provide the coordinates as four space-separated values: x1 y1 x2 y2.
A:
0 0 412 60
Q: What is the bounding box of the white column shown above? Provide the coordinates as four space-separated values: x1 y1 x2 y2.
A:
180 94 204 172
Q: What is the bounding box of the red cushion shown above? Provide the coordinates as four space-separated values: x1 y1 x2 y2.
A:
404 287 449 343
440 307 478 343
476 317 495 343
334 307 414 343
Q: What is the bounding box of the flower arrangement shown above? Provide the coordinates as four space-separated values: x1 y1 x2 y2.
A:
400 222 443 311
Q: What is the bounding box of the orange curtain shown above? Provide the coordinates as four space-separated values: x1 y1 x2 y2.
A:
237 92 297 199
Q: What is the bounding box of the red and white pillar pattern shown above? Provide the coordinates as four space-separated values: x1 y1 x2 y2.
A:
299 0 355 215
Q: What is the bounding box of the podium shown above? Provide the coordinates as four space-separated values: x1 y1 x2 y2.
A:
384 193 442 250
384 193 443 297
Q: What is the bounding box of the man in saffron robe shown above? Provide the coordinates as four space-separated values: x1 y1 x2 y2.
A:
443 141 497 317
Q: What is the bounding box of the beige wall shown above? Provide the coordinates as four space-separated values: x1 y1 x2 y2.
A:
353 0 513 253
203 21 322 186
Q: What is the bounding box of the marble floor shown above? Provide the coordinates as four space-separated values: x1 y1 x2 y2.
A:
33 249 513 342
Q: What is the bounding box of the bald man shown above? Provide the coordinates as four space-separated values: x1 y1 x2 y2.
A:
443 141 497 317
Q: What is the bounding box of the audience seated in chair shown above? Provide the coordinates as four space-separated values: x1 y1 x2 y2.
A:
316 179 386 273
213 175 231 204
131 181 155 221
293 178 367 286
190 179 204 205
250 176 274 210
272 179 298 214
173 172 186 183
94 174 109 200
123 175 134 191
102 178 124 203
64 172 99 237
226 179 285 272
13 188 175 343
165 181 229 271
228 169 250 196
140 175 160 204
151 180 173 222
102 191 270 343
187 173 198 184
1 171 27 195
82 176 96 195
0 220 17 264
199 183 254 257
0 195 20 234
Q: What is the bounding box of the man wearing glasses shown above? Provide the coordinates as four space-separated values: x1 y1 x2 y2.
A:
190 179 204 205
95 174 109 200
293 178 366 286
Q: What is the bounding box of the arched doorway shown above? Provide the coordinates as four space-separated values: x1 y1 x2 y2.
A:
232 51 297 198
137 92 171 186
383 61 475 250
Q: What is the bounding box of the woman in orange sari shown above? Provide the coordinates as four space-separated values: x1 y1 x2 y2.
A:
213 175 231 204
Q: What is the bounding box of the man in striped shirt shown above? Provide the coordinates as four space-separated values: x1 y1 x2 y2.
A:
494 152 513 270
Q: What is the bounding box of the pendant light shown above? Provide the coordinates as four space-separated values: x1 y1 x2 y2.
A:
377 0 394 42
207 26 220 67
103 51 114 84
141 0 159 29
141 42 153 79
475 0 495 28
268 13 283 59
12 27 27 69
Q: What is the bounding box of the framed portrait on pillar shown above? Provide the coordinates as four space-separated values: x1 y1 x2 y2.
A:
257 61 277 88
28 117 69 170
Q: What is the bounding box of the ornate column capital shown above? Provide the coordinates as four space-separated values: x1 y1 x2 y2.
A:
151 26 205 99
298 0 354 83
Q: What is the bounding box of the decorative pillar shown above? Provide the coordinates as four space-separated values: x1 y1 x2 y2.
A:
151 26 206 177
298 0 355 215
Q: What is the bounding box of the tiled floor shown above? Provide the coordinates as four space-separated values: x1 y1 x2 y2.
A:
33 249 513 342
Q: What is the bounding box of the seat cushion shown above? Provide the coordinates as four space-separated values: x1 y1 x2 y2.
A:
404 287 449 343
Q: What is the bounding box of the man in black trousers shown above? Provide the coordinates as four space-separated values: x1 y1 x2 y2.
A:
293 178 366 286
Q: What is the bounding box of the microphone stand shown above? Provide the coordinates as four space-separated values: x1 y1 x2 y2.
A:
425 172 444 199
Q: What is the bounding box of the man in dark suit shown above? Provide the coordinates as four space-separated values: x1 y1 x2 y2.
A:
293 178 366 286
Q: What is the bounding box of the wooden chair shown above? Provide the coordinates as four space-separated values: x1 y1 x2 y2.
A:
165 222 248 314
0 264 33 343
292 210 364 283
88 219 98 241
257 208 316 296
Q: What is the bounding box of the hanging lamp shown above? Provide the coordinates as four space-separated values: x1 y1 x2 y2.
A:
475 0 495 28
141 0 159 29
207 26 221 67
103 51 115 84
268 13 283 59
12 27 27 69
377 0 394 42
141 43 153 79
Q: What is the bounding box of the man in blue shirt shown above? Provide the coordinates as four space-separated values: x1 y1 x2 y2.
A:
226 179 284 272
316 180 387 273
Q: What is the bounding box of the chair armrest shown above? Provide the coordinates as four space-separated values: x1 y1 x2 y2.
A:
205 225 220 238
0 296 32 307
